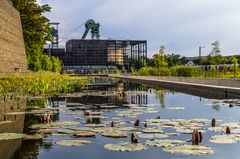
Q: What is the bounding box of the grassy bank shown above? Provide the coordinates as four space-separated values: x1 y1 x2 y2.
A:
136 66 240 78
0 73 88 101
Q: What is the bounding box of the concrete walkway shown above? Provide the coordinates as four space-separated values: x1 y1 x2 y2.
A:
110 75 240 99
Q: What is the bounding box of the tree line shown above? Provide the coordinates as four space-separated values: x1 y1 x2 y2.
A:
146 41 240 68
136 41 240 78
11 0 62 72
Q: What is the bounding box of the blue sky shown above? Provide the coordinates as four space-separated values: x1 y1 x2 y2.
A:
38 0 240 57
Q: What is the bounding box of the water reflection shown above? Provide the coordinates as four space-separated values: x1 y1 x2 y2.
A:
0 100 26 159
0 80 240 159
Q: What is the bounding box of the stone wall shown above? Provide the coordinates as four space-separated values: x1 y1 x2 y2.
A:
0 0 27 73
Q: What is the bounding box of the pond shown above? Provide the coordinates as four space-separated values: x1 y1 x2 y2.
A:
1 79 240 159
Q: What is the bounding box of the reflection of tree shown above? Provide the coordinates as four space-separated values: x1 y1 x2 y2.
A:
212 104 221 112
155 89 167 108
26 98 48 109
86 118 101 124
123 82 149 92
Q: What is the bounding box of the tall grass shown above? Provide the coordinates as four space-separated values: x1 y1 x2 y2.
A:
136 65 240 78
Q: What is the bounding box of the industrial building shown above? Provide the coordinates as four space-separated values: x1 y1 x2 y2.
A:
46 19 147 73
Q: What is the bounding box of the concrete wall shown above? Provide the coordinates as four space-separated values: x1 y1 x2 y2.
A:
0 0 27 73
111 75 240 99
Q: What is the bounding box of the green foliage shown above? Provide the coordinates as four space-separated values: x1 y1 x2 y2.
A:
231 57 239 77
130 66 136 75
166 54 182 67
171 66 202 77
12 0 52 71
137 64 240 78
0 73 88 101
41 55 52 71
51 56 62 72
113 66 120 74
207 41 224 65
153 45 168 73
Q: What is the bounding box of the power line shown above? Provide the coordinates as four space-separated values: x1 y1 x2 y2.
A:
60 23 85 41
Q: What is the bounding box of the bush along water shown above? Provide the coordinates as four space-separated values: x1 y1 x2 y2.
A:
0 73 88 101
136 65 240 78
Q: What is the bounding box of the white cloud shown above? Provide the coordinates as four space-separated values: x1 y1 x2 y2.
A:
41 0 240 57
36 0 42 5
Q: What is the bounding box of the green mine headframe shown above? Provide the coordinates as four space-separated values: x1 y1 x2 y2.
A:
81 19 100 39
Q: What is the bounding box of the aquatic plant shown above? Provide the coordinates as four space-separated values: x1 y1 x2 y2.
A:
0 73 88 101
56 140 92 147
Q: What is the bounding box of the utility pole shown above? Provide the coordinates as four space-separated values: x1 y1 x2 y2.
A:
199 46 205 65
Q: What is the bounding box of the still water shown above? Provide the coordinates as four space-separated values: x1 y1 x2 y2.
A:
1 80 240 159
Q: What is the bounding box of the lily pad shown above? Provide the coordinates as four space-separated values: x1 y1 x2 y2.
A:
142 127 164 133
5 112 28 115
85 116 108 119
85 124 106 127
0 121 13 125
57 129 76 134
175 128 205 134
209 134 240 144
163 144 214 155
69 127 94 132
29 121 80 129
72 132 96 137
0 133 26 140
221 122 240 128
119 127 138 131
101 129 128 138
56 139 92 147
167 107 185 110
146 139 185 148
208 127 224 132
138 133 169 139
23 134 44 140
104 142 147 152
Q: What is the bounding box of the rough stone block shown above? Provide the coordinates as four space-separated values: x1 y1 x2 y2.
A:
0 0 27 73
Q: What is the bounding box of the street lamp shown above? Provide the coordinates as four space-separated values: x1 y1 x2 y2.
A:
199 46 206 65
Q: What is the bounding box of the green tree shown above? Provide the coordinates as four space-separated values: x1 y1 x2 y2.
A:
209 41 221 57
51 56 62 72
166 53 181 67
153 45 168 73
231 57 239 77
41 55 52 71
12 0 52 71
208 41 223 65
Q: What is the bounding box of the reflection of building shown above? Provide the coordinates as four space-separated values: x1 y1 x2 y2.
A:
128 93 148 105
46 39 147 70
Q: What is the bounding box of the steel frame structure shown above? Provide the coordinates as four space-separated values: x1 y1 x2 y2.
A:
63 39 147 69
